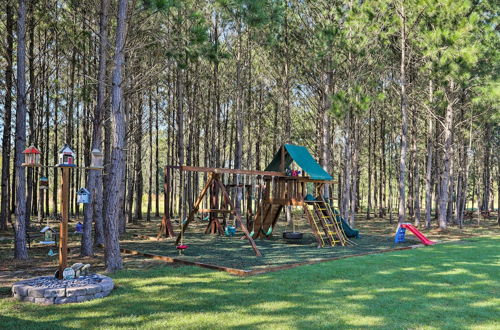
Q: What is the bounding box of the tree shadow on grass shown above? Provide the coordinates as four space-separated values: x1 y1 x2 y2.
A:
0 315 74 330
1 237 498 329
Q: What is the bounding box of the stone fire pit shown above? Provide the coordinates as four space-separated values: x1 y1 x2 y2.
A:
12 274 114 305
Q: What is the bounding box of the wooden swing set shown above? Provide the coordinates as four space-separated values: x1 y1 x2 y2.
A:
158 145 352 256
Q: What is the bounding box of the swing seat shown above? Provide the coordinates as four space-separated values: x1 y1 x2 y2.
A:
282 232 303 240
176 245 188 250
225 226 236 236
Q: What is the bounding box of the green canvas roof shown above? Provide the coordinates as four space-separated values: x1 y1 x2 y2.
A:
264 144 333 181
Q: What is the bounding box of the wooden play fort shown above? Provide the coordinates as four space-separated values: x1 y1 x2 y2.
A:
159 144 354 256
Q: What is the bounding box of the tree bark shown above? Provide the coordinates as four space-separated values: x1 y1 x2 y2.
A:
133 98 143 220
398 4 408 224
481 123 491 211
367 107 372 219
104 0 129 272
81 0 109 256
411 106 421 226
14 0 29 260
425 80 434 228
341 112 352 223
154 89 160 217
234 18 243 217
25 3 36 226
1 2 14 231
147 91 153 221
438 80 455 230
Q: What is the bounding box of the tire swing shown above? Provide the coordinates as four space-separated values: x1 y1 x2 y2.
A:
283 231 303 240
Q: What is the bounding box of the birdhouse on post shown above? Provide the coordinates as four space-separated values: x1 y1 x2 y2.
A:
58 144 76 167
77 188 91 204
22 146 41 167
40 226 56 244
39 176 49 189
90 148 104 169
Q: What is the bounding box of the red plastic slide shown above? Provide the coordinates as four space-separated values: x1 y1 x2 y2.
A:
400 224 436 245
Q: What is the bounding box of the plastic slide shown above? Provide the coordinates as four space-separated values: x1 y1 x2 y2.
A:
335 215 359 238
328 205 359 238
400 224 436 245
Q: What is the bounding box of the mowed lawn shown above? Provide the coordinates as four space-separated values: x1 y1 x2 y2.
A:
1 237 499 329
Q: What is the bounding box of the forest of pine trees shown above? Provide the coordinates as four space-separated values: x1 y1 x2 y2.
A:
0 0 498 270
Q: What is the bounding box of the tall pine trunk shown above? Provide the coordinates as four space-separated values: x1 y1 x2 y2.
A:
398 4 408 224
133 98 143 220
81 0 108 256
425 80 434 228
14 0 28 260
104 0 128 271
481 124 491 211
1 2 14 231
147 91 153 221
438 80 455 230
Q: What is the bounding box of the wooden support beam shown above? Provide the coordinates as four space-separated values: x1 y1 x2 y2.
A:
199 209 234 214
167 165 285 177
297 178 337 184
264 198 305 206
175 173 214 245
216 179 262 257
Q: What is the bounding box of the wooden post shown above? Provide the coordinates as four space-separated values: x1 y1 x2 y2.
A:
58 166 70 279
175 173 214 244
216 179 262 257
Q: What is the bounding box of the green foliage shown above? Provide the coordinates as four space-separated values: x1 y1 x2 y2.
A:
217 0 283 27
330 86 372 119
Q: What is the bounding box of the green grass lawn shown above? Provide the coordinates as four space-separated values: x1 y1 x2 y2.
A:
1 236 499 329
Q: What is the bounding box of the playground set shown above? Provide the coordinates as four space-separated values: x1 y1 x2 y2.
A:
158 144 363 257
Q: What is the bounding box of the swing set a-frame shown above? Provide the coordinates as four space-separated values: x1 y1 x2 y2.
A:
158 144 351 256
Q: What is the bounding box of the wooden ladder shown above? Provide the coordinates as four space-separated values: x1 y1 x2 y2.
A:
304 202 331 247
318 199 350 246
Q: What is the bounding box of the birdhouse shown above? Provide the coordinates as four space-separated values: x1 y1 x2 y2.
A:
90 148 104 169
77 188 91 204
40 226 56 244
22 146 41 167
39 176 49 189
58 144 76 167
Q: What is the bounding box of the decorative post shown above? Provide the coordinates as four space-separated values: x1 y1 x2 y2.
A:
58 166 70 279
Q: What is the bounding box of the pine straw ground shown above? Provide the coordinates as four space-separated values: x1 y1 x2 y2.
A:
1 213 498 286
